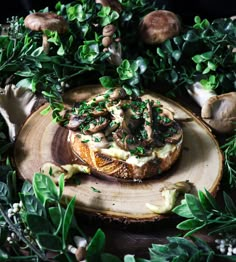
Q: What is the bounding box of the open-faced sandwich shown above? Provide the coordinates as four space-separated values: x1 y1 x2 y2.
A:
65 88 183 181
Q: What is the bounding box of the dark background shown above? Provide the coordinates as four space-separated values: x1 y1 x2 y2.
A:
1 0 236 24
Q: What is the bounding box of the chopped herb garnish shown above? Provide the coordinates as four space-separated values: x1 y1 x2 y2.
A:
91 187 101 193
81 139 90 143
94 137 102 142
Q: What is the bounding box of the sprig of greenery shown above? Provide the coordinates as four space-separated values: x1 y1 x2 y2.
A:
221 132 236 187
172 189 236 237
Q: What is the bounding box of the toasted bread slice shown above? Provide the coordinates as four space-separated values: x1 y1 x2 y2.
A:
69 130 182 180
65 88 183 181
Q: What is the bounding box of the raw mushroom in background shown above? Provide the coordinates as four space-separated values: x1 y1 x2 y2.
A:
139 10 181 45
187 82 236 134
0 85 38 141
95 0 122 13
24 12 68 54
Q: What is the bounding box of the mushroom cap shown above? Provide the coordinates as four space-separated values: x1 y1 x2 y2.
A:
139 10 181 45
96 0 122 13
24 12 68 33
201 92 236 134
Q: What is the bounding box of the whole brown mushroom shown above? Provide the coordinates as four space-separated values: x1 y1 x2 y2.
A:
24 12 68 54
187 82 236 134
95 0 122 13
139 10 181 45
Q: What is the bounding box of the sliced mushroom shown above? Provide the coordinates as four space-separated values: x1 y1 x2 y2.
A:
106 100 124 125
142 101 153 144
123 107 143 131
88 88 127 105
164 122 183 144
67 114 86 131
83 116 109 134
112 127 130 150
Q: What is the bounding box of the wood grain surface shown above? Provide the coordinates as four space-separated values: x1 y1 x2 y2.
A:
13 85 223 222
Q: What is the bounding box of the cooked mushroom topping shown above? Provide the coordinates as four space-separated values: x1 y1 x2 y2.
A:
65 88 181 156
164 122 183 144
142 101 153 144
83 116 109 134
67 114 86 131
88 87 127 105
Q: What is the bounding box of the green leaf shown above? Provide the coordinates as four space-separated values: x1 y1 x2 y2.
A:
40 105 51 116
202 67 211 74
185 194 207 221
33 173 60 205
172 202 193 218
14 70 34 77
0 249 8 260
21 180 34 195
57 44 65 56
31 47 44 57
204 189 220 210
177 218 203 231
172 50 182 61
170 70 178 83
207 61 217 71
124 254 136 262
156 47 165 58
49 206 64 231
26 214 51 234
86 228 106 261
16 78 32 89
192 54 203 64
62 196 76 247
0 182 8 201
200 51 213 60
196 63 202 72
133 56 147 74
58 174 64 199
198 190 213 211
223 192 236 216
183 30 199 42
20 193 45 216
99 76 116 88
37 233 62 252
101 253 122 262
194 16 201 24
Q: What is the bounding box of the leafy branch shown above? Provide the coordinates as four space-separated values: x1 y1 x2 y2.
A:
221 132 236 187
172 189 236 237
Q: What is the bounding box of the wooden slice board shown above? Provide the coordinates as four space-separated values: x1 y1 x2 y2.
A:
13 85 223 222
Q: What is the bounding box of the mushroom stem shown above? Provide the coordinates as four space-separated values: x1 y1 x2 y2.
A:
187 82 216 107
187 82 236 134
73 236 87 262
107 41 122 66
146 181 192 214
0 85 37 141
42 34 50 54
